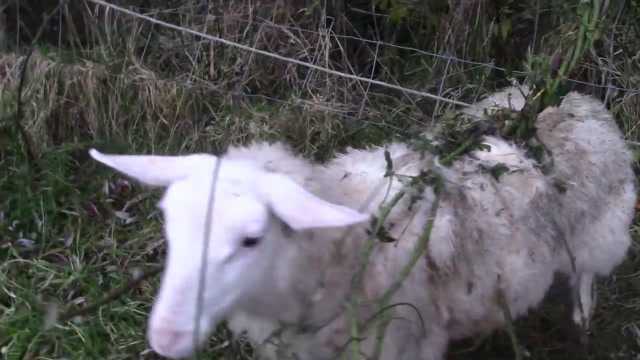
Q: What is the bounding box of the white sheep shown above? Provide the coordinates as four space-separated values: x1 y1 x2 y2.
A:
534 92 636 330
460 86 637 331
88 89 635 359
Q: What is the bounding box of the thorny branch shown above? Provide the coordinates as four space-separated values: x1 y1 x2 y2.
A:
337 169 443 359
371 178 442 359
544 0 604 105
347 187 407 358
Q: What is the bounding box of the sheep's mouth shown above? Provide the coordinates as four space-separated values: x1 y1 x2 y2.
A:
148 326 198 358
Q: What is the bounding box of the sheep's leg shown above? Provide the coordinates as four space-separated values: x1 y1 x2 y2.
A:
418 327 449 360
572 273 596 333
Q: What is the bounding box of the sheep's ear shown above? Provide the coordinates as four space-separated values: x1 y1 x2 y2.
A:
89 148 215 187
259 173 370 231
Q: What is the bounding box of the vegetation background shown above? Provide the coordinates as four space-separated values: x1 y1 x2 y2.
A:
0 0 639 359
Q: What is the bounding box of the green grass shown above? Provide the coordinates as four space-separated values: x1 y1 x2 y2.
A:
1 0 640 359
0 139 257 359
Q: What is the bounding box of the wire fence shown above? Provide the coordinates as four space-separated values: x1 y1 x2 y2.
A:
87 0 640 97
226 15 640 95
86 0 471 107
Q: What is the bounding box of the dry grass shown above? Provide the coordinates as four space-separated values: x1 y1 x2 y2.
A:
1 0 640 359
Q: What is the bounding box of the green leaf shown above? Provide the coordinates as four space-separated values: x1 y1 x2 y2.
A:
488 163 510 181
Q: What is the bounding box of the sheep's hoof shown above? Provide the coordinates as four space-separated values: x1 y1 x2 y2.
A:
565 320 591 355
579 331 589 347
570 312 592 347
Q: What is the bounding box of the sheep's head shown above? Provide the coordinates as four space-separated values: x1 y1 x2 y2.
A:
89 148 368 358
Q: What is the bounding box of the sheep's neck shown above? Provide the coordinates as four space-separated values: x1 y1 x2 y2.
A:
273 157 426 336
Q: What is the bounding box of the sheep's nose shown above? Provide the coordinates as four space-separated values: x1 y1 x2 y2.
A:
148 326 195 359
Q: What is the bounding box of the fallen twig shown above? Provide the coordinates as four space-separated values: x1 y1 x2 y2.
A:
58 266 163 322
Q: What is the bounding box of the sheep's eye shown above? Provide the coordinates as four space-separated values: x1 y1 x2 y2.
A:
242 237 261 248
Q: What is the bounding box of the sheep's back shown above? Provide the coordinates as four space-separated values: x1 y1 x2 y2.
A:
535 92 637 275
425 160 562 340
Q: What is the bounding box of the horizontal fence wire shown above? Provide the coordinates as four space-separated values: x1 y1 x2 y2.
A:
108 1 640 96
240 16 640 95
86 0 472 107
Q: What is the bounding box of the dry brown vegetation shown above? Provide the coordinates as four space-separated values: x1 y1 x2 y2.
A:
1 1 639 359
